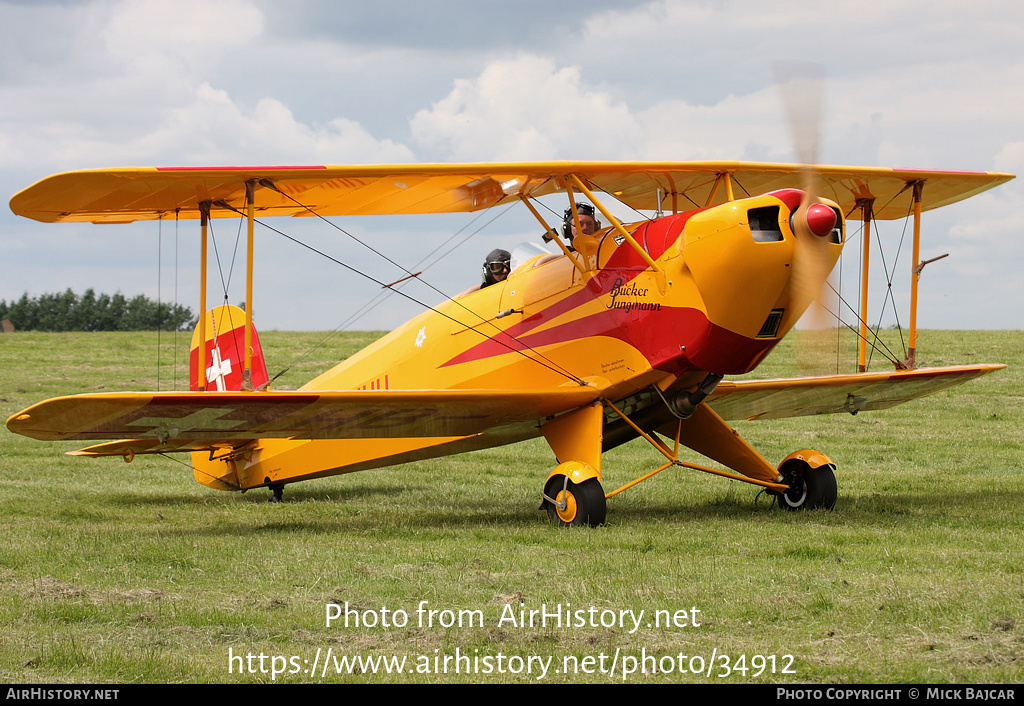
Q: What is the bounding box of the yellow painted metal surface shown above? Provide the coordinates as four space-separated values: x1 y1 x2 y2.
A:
541 403 605 478
544 461 601 489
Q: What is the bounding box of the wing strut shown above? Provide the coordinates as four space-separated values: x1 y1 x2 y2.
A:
198 201 210 390
906 180 924 369
704 172 735 206
600 399 788 498
196 181 261 391
243 179 256 390
857 197 875 373
519 196 586 276
855 179 932 372
567 174 668 293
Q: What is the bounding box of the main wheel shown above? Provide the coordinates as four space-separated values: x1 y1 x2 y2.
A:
776 460 837 511
544 476 606 527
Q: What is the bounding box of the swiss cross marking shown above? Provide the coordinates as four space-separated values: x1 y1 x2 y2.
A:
206 347 233 391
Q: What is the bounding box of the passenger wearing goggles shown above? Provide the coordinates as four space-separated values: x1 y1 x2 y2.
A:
481 248 511 288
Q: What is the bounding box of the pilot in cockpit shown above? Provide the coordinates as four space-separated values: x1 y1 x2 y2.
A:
561 203 601 251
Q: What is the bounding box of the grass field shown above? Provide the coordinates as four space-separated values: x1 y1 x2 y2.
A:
1 329 1021 683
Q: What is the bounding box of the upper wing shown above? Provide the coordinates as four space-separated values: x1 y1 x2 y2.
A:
10 161 1013 224
706 364 1004 421
6 386 600 453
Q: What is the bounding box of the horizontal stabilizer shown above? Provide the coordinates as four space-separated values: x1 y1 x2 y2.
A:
706 364 1005 421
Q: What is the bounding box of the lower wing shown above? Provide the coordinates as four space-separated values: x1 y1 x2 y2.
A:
6 387 600 455
706 364 1004 421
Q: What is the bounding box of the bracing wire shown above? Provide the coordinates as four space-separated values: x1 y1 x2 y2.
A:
207 211 245 306
206 190 585 385
207 218 229 303
188 176 919 391
820 215 906 370
244 211 585 386
839 196 918 372
862 195 913 370
820 277 904 368
867 202 912 368
269 191 539 337
269 203 516 383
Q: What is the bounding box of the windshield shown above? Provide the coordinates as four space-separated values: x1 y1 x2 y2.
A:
509 241 555 275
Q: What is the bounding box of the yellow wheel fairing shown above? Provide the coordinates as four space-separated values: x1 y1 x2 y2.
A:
778 449 835 473
544 460 601 488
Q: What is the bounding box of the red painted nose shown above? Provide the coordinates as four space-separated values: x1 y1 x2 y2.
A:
805 203 837 238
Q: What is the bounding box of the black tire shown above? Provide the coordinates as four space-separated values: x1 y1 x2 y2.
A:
776 461 837 511
544 477 607 527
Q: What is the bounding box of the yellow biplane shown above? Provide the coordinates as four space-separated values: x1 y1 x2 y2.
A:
6 160 1013 525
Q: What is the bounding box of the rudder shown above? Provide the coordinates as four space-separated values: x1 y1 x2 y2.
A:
189 304 269 391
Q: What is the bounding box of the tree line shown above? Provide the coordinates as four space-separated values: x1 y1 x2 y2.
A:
0 289 195 332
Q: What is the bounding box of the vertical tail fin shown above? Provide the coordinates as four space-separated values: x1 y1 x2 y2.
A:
188 304 269 391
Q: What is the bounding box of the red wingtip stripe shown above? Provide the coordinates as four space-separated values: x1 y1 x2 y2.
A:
156 165 328 171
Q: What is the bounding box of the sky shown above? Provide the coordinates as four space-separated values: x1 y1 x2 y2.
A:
1 0 1022 336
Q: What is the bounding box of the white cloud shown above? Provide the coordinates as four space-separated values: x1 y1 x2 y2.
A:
101 0 264 74
0 81 414 169
410 55 641 161
945 143 1023 279
0 0 414 170
633 90 789 162
134 83 416 164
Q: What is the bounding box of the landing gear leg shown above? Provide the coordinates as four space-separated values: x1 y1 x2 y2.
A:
268 484 284 503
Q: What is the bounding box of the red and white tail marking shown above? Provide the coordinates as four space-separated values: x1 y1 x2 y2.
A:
188 304 269 391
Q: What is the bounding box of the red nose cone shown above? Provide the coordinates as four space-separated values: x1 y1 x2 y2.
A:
805 203 837 238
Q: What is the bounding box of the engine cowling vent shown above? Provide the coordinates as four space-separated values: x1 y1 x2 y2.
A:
757 308 785 338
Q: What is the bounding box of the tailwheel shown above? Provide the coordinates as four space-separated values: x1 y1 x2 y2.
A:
774 458 837 511
544 476 606 527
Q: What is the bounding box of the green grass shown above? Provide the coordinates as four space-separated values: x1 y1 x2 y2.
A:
1 329 1022 683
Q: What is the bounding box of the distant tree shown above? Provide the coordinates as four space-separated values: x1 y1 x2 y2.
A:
0 290 194 332
6 293 37 330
